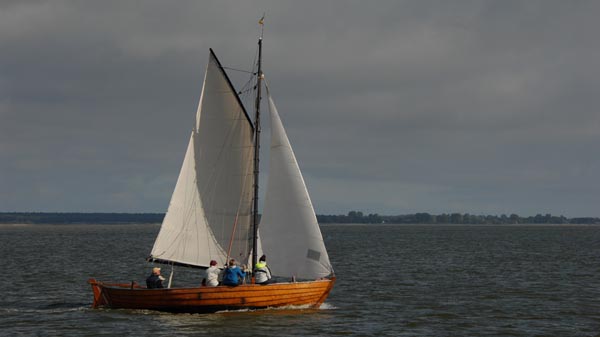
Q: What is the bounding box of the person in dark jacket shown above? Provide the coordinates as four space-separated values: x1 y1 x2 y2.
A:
146 267 165 289
222 259 246 286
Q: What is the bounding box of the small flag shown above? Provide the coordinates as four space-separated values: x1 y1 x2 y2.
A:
259 16 264 25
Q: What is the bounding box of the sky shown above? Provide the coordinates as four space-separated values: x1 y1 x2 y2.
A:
1 1 599 217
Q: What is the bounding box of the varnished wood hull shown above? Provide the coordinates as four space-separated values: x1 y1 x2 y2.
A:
88 278 335 313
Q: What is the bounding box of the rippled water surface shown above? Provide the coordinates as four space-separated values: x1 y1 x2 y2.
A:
1 223 600 336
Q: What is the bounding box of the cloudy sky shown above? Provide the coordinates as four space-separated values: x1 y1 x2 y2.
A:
1 1 599 217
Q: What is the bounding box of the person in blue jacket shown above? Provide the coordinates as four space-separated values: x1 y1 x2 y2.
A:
222 259 246 286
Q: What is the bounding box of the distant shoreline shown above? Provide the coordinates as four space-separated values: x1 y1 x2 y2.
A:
2 223 599 228
1 212 598 225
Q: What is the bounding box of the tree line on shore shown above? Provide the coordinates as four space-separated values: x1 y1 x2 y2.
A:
1 211 599 225
317 211 600 224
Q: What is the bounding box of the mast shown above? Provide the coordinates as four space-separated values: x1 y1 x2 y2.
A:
252 27 264 270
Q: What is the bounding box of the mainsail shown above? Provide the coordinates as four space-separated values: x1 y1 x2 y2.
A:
150 50 255 268
259 95 333 280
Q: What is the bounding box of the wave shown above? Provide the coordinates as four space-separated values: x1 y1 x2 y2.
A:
319 302 337 310
0 303 89 315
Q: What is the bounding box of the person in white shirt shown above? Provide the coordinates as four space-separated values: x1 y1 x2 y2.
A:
203 260 220 287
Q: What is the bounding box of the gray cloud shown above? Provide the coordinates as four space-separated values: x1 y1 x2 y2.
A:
1 1 599 216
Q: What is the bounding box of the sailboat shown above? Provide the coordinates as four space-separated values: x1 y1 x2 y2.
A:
88 31 335 313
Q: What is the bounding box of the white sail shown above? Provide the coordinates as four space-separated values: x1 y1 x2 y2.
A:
150 50 255 268
259 95 333 280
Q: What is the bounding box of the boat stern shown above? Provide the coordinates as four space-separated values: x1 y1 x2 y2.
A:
87 278 107 308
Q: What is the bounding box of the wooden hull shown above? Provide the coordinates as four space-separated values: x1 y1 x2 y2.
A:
88 278 335 313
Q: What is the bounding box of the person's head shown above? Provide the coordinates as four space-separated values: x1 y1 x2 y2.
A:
152 267 161 275
210 260 217 266
259 255 266 262
229 259 236 267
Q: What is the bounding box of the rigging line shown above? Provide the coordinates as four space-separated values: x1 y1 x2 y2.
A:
222 66 255 74
237 76 256 96
241 144 255 263
240 40 259 99
264 77 271 96
235 48 259 107
225 213 239 265
225 132 255 265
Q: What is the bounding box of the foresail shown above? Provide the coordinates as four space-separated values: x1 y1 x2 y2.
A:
149 134 217 267
150 50 254 268
259 95 333 279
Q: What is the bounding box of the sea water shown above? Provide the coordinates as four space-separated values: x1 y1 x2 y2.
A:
1 223 599 336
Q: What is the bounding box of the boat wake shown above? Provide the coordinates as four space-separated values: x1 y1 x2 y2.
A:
0 304 88 315
215 302 337 315
318 302 337 310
